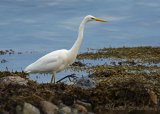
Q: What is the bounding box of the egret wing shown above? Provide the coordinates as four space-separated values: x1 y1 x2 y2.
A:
25 50 67 73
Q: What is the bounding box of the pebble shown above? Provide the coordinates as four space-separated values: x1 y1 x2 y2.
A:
146 89 158 105
59 106 71 114
0 76 28 85
16 105 22 114
75 100 92 111
0 110 9 114
40 101 59 114
72 104 88 114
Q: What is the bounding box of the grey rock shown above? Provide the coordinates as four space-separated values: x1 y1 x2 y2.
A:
72 104 88 114
72 108 78 114
16 105 23 114
23 102 40 114
59 106 71 114
75 100 92 111
75 77 96 89
0 76 28 85
40 101 59 114
0 110 9 114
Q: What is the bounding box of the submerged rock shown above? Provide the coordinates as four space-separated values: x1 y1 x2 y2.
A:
75 77 96 89
0 76 28 85
40 101 59 114
0 59 8 63
72 61 86 67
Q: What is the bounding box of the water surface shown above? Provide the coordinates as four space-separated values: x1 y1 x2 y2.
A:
0 0 159 51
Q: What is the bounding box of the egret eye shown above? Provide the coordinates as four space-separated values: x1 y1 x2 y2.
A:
91 17 95 19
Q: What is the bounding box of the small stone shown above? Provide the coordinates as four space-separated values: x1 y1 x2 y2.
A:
75 100 92 111
0 110 9 114
75 77 96 89
0 76 28 85
23 102 40 114
147 89 158 105
16 105 23 114
40 101 59 114
72 108 78 114
59 106 71 114
72 104 88 114
62 95 74 106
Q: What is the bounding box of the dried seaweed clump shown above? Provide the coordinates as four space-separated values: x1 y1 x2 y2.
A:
0 49 15 55
78 46 160 63
0 71 27 78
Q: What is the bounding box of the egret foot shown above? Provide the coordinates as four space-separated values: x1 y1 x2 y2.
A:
56 74 77 83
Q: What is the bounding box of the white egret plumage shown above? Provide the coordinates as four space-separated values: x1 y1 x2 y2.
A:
24 15 107 83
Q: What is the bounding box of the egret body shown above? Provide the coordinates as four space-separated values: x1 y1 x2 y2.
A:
24 15 107 83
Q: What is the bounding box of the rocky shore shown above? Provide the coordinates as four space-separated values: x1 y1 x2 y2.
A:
0 46 160 114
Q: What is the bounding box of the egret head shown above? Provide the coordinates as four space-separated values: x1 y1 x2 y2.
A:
85 15 107 22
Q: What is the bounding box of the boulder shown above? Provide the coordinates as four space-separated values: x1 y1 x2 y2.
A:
23 102 40 114
40 101 59 114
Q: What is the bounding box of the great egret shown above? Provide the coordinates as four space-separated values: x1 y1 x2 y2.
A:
24 15 107 83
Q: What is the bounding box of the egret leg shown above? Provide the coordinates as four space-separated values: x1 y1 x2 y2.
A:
50 72 56 83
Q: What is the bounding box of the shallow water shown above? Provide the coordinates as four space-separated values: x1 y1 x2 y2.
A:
82 58 160 67
0 51 88 83
1 50 159 83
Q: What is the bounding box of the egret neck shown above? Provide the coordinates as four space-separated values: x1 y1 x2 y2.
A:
69 17 87 59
